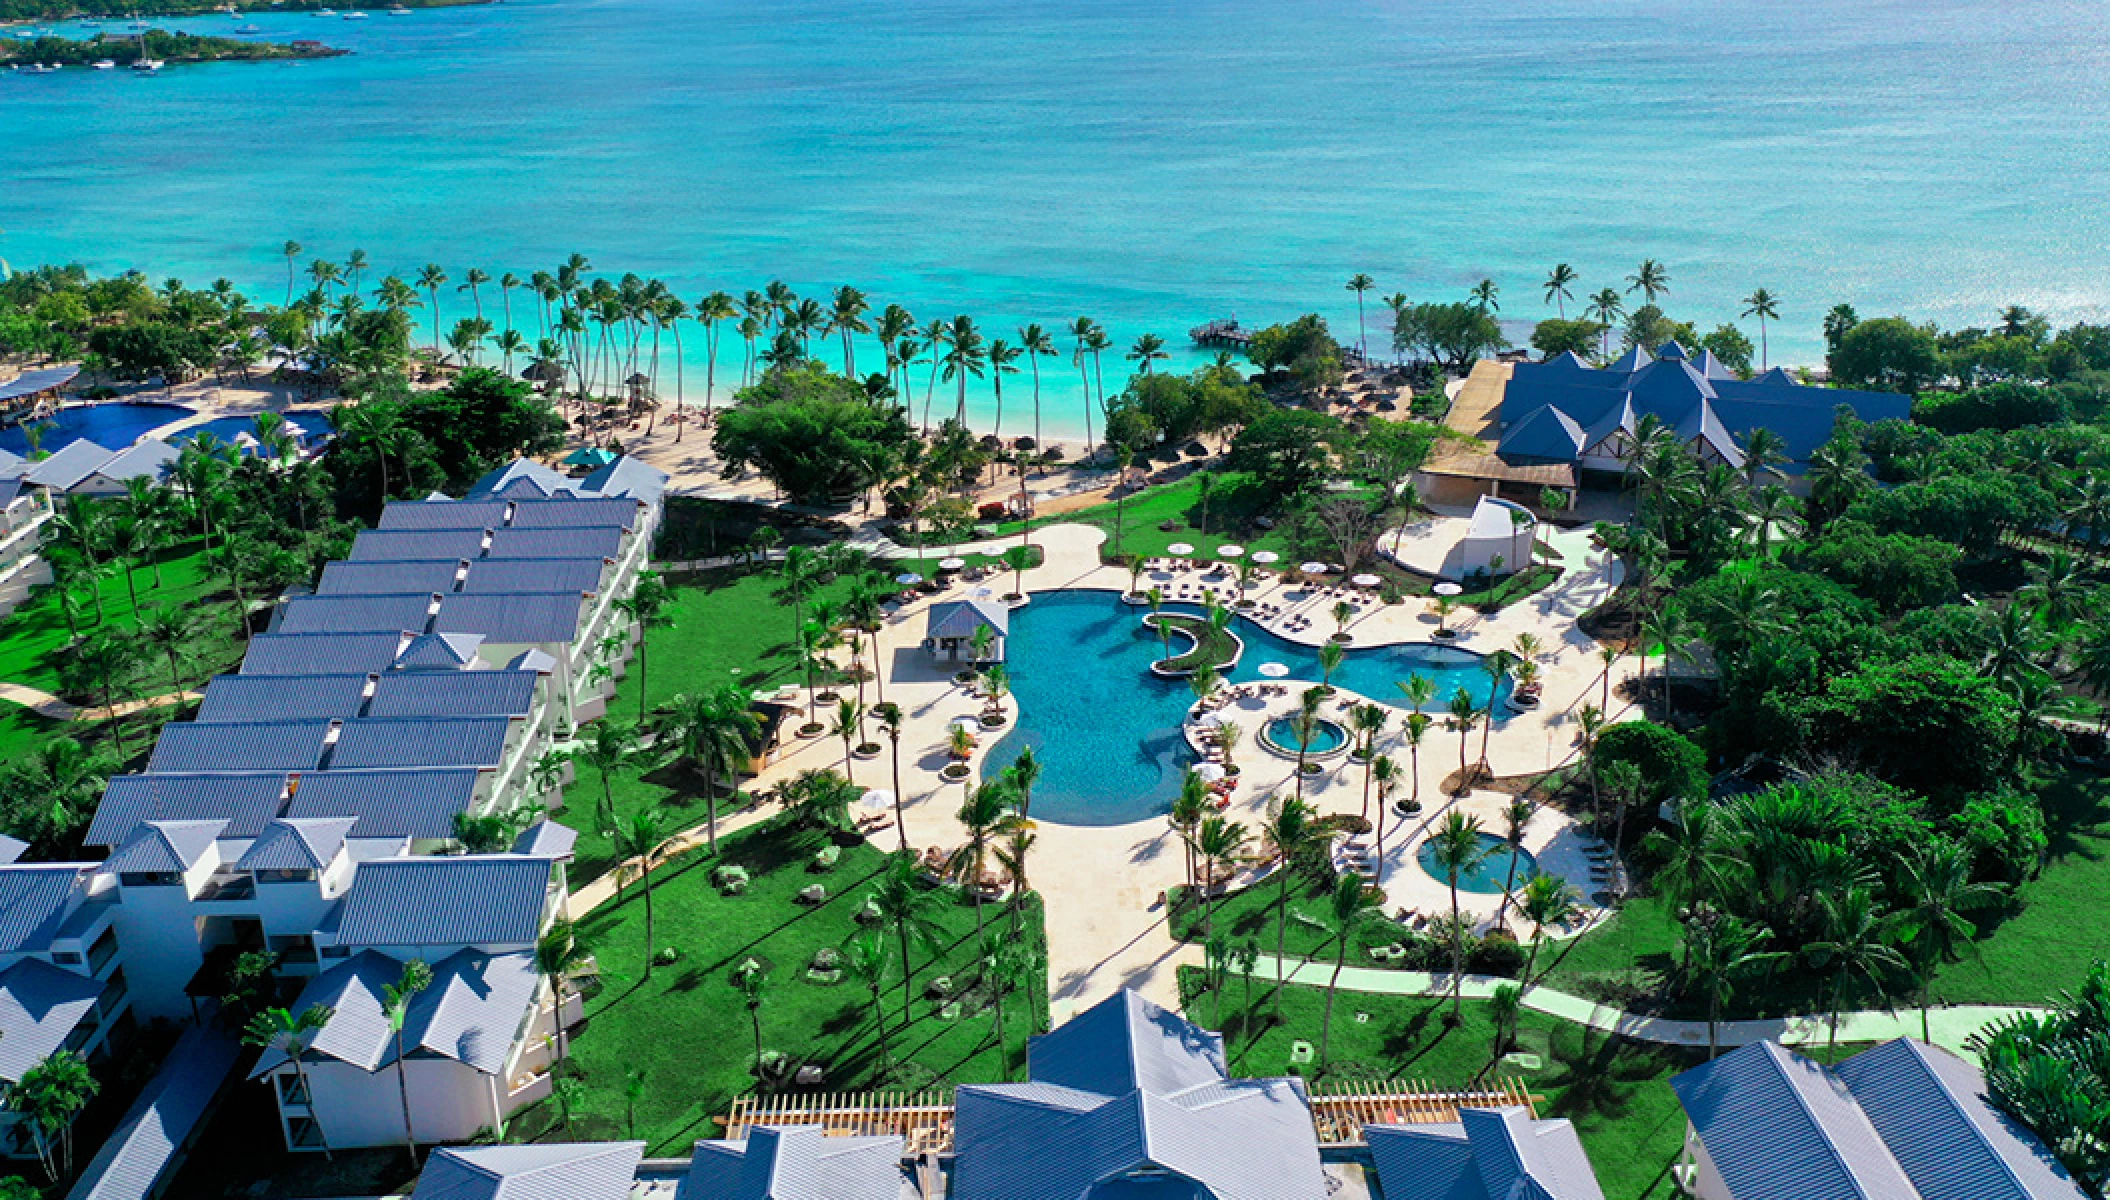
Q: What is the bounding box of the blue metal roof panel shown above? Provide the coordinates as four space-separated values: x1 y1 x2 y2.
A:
88 773 288 847
377 501 512 532
466 460 573 499
349 529 490 563
105 820 225 874
195 674 371 724
459 558 606 596
504 497 639 531
1461 1107 1604 1200
1834 1039 2088 1200
148 719 334 773
1366 1125 1489 1200
63 1020 240 1200
0 959 104 1083
414 1142 646 1200
333 856 551 947
366 671 538 719
236 818 358 872
483 527 623 561
686 1125 902 1200
283 768 482 840
433 592 585 645
328 716 513 770
1497 404 1588 462
21 440 119 490
1027 989 1225 1098
402 950 543 1074
316 560 467 597
579 456 667 504
0 865 90 956
391 632 483 671
241 632 408 676
278 592 437 636
1672 1041 1921 1200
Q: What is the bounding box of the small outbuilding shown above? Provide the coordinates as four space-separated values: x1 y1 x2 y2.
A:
924 598 1008 663
1454 495 1538 582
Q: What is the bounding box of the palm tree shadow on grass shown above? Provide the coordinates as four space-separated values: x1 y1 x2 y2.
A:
1542 1025 1674 1122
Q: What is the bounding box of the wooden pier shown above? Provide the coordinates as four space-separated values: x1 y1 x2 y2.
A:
1190 318 1374 366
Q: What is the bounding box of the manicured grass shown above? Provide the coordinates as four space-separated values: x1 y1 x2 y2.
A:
516 817 1047 1153
0 537 246 701
1180 970 1698 1200
998 474 1305 563
1146 610 1241 674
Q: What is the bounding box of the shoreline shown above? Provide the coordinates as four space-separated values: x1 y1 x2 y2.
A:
0 0 484 24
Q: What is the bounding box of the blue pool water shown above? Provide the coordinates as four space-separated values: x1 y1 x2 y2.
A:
172 411 335 452
1263 716 1347 757
1417 832 1538 895
0 402 193 456
990 591 1506 827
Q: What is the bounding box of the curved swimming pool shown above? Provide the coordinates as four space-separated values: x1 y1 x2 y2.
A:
1417 831 1537 895
986 590 1509 827
0 402 194 456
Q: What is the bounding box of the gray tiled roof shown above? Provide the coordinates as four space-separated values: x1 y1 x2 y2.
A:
88 773 289 847
282 768 482 840
333 856 552 947
366 671 538 720
484 526 622 561
686 1125 903 1200
412 1142 646 1200
378 501 512 532
349 529 490 563
91 439 179 486
316 559 467 597
236 818 358 872
926 599 1008 642
148 719 334 773
0 865 91 955
510 820 576 860
578 456 667 504
64 1021 241 1200
277 592 438 636
20 439 118 490
466 461 573 499
195 674 372 724
0 958 105 1084
505 497 640 531
105 820 226 875
391 632 484 671
256 948 543 1076
328 716 513 770
459 558 606 596
953 989 1327 1200
434 592 585 645
1672 1040 1921 1200
241 632 410 676
1833 1039 2087 1200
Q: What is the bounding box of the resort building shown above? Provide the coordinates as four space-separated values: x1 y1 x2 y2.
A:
410 1142 647 1200
17 436 179 498
923 598 1008 663
0 451 56 601
689 1124 909 1198
1366 1106 1604 1200
1670 1038 2087 1200
1416 343 1910 508
0 862 132 1159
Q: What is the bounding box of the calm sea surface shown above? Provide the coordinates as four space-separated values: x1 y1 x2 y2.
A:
4 0 2107 434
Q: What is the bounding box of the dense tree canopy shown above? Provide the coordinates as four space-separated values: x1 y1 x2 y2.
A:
714 363 916 503
1227 409 1342 497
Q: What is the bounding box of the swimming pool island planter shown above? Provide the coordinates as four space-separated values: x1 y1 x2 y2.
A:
1141 611 1243 678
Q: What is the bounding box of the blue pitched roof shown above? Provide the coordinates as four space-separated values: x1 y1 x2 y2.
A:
195 673 372 724
459 558 606 596
316 559 467 597
281 768 482 840
578 456 667 504
64 1020 240 1200
434 592 585 645
277 592 437 636
483 526 623 561
349 529 490 563
88 773 288 847
1499 404 1588 462
366 671 538 720
0 958 105 1084
147 719 334 773
391 632 484 671
1672 1040 1921 1200
466 460 574 499
333 856 552 947
259 948 542 1075
105 820 225 874
0 865 91 955
686 1125 902 1200
1833 1039 2087 1200
377 501 512 532
412 1142 645 1200
328 716 514 770
236 818 357 873
241 632 409 676
21 439 119 490
505 497 640 531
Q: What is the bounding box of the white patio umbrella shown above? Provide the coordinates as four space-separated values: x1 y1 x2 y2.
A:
1194 763 1227 783
1258 662 1290 678
949 716 981 731
1250 551 1280 564
1351 573 1382 587
1299 561 1329 575
1217 544 1245 558
938 557 967 571
1433 582 1464 597
1166 543 1195 556
862 789 895 812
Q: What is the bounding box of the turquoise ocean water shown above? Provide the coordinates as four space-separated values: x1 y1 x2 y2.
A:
4 0 2108 436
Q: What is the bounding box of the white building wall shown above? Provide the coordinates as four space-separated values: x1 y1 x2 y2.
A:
291 1058 503 1149
1682 1133 1734 1200
108 884 207 1020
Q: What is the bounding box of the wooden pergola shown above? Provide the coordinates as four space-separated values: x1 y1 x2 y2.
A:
721 1078 1540 1153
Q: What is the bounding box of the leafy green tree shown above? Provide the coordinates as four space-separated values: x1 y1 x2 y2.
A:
243 1005 336 1159
1974 961 2110 1189
1830 316 1942 394
713 363 917 502
1680 907 1782 1058
1392 301 1506 368
1530 318 1608 360
536 917 590 1063
572 720 646 836
1228 409 1341 498
12 1051 97 1182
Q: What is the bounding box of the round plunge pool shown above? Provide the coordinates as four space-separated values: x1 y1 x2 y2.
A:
1417 831 1538 895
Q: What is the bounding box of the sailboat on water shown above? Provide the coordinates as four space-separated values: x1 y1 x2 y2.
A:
129 29 162 71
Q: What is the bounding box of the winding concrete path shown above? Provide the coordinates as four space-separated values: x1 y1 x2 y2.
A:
0 681 200 722
1255 955 2039 1060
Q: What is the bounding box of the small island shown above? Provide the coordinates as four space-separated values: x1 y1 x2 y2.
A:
0 27 345 65
2 0 481 20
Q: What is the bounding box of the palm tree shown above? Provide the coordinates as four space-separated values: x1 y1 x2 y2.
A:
14 1051 98 1183
987 337 1022 442
615 569 673 722
1643 798 1739 916
458 267 490 323
1641 607 1692 719
734 960 770 1073
1018 323 1056 453
1260 794 1320 1026
994 818 1038 934
1369 754 1400 886
1349 702 1388 820
1737 426 1791 489
535 917 589 1065
613 808 671 977
831 285 871 375
1807 887 1908 1057
1127 333 1168 376
1543 264 1578 318
573 720 644 836
870 853 946 1023
1583 288 1625 359
1682 908 1782 1058
415 264 448 351
1470 279 1500 314
383 959 433 1162
1477 653 1511 767
831 697 866 782
1740 288 1780 370
654 686 755 855
1494 797 1536 929
1346 273 1375 356
942 315 987 428
1397 673 1436 715
1070 317 1100 452
1627 259 1670 306
243 1005 336 1159
281 240 302 305
843 929 895 1075
1447 688 1479 785
1194 815 1250 937
1894 841 2004 1042
1428 810 1490 1022
1519 873 1583 985
1317 872 1380 1071
871 701 911 852
952 782 1014 935
138 605 197 697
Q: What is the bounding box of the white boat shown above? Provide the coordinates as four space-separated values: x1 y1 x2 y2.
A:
128 20 149 29
130 58 162 71
312 7 336 14
22 63 59 73
234 23 262 31
92 58 116 69
387 4 409 11
342 10 367 17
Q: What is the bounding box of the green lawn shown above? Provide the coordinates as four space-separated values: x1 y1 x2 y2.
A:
1181 969 1698 1200
516 816 1046 1154
997 474 1306 563
0 537 246 701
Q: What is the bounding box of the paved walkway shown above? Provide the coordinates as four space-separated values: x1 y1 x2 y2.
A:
0 681 200 722
1256 956 2038 1060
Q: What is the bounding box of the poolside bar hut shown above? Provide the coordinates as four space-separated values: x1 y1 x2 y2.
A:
924 598 1008 663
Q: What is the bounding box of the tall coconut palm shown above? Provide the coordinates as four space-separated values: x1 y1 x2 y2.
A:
1260 794 1321 1026
1447 688 1480 785
941 315 987 429
535 916 589 1064
573 720 645 837
1737 426 1791 489
415 264 448 351
613 807 672 978
1127 333 1168 375
950 781 1014 934
1740 288 1780 370
1493 797 1537 930
383 959 433 1162
1346 273 1374 356
1350 703 1388 820
1317 872 1380 1070
1519 873 1583 985
695 290 737 425
1806 887 1908 1057
1070 317 1100 452
1370 754 1400 886
243 1005 336 1159
1893 840 2004 1042
1683 908 1782 1059
987 337 1021 442
870 701 911 851
1428 810 1490 1021
843 929 894 1075
458 267 489 323
1583 288 1624 360
1627 259 1670 306
281 240 302 305
831 285 871 376
1470 278 1500 314
870 852 946 1023
1399 711 1431 822
1543 263 1578 318
1017 323 1056 453
1194 815 1249 937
